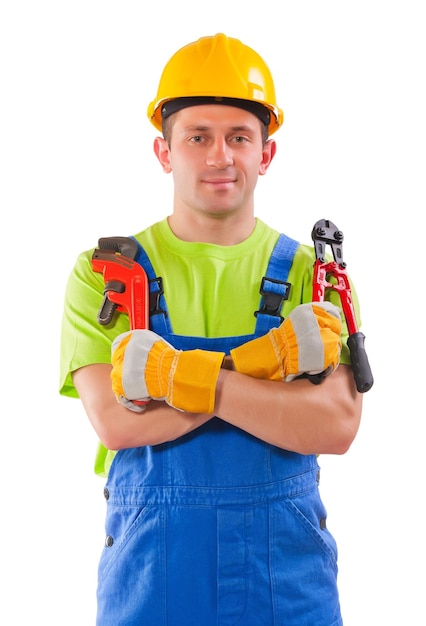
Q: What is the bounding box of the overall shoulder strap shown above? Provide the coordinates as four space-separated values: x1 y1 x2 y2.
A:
131 237 172 335
254 233 299 336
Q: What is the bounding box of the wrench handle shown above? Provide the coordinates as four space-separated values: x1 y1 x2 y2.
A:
347 332 374 393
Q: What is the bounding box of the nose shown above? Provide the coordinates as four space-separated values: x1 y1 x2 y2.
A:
206 138 233 168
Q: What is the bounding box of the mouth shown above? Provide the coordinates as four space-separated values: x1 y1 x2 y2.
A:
202 178 236 188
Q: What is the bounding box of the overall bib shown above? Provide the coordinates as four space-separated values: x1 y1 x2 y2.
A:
96 235 343 626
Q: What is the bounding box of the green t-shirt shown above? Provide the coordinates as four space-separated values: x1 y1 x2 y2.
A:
60 217 360 475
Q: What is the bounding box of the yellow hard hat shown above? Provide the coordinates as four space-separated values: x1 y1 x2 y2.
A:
147 33 284 136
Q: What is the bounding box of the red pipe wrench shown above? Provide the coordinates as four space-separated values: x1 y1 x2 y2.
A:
91 236 150 407
91 237 149 329
311 219 373 393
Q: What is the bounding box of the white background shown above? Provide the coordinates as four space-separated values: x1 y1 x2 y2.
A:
1 1 425 623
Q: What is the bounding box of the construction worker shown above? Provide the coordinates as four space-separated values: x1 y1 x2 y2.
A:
60 33 364 625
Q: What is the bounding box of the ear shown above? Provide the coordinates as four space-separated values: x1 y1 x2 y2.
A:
153 137 172 173
259 139 277 175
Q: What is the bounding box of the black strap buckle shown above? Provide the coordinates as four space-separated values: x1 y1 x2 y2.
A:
149 277 167 317
254 276 291 322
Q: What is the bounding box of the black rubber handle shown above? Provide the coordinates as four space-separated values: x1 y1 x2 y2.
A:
347 332 374 393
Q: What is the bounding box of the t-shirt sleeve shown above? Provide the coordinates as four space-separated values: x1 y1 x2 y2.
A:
59 249 131 398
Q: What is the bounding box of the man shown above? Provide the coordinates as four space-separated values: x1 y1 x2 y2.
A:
60 33 363 625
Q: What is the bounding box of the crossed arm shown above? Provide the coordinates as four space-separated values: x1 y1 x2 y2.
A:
73 362 362 457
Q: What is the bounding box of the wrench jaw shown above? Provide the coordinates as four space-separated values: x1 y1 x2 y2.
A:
311 219 374 393
97 236 139 260
98 281 125 326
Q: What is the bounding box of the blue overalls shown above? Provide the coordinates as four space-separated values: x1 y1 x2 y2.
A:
96 235 343 626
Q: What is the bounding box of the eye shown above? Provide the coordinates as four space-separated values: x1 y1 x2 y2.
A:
232 136 248 144
190 135 204 143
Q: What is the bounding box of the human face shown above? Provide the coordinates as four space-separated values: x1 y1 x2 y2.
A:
154 104 276 222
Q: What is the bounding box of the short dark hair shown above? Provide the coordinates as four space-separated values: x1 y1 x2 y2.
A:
162 97 271 127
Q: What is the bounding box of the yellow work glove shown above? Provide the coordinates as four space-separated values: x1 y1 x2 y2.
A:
230 302 342 382
111 329 225 413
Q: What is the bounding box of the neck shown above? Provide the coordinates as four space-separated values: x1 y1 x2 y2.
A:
168 214 256 245
168 207 256 246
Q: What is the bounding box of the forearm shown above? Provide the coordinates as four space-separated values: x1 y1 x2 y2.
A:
73 360 361 456
73 363 212 450
214 365 362 455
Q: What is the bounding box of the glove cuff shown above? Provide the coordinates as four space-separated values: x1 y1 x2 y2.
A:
146 344 225 413
171 349 225 413
231 334 284 381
